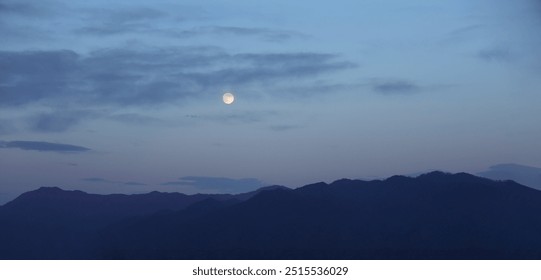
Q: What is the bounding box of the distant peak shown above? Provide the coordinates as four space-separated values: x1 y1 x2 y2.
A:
36 186 64 192
332 178 354 184
256 185 290 192
29 187 87 196
304 181 328 187
386 174 412 180
414 171 486 184
416 171 452 178
297 181 328 192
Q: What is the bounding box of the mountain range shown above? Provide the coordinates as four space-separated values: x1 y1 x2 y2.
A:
1 172 541 259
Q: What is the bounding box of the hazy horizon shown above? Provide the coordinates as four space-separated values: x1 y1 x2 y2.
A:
2 164 541 206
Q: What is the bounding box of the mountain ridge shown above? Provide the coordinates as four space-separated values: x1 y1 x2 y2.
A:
2 172 541 259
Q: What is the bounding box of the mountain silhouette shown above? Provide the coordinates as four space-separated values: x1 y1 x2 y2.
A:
0 185 286 259
2 173 541 259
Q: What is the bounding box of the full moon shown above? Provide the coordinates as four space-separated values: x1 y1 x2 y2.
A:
223 92 235 105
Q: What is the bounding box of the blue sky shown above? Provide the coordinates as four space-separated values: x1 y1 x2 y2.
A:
1 0 540 203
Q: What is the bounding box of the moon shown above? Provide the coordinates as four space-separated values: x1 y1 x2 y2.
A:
223 92 235 105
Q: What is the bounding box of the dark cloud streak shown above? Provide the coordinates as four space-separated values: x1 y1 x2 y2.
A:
176 26 306 42
269 124 302 131
0 0 52 17
0 50 79 106
82 177 147 186
160 181 185 186
477 48 513 62
372 80 420 95
77 7 168 35
108 113 163 125
0 140 91 152
124 182 147 186
185 110 279 125
28 110 97 133
82 177 112 183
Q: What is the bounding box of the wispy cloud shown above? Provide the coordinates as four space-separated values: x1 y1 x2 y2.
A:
0 0 66 43
107 113 163 125
160 181 185 186
186 110 279 125
268 124 303 131
76 7 168 35
0 140 91 152
275 82 363 100
82 177 113 183
176 26 307 42
0 119 16 135
82 177 147 186
24 110 163 133
27 110 99 133
0 48 355 108
0 1 35 15
124 181 147 186
440 24 486 46
372 80 420 95
76 6 304 42
0 0 56 17
477 48 514 62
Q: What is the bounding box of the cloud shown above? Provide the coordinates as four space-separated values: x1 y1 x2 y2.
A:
26 110 163 133
75 6 304 41
188 110 279 124
372 80 420 95
477 48 514 62
176 26 306 42
0 1 34 15
447 24 484 37
0 0 64 42
268 124 303 131
76 7 168 35
108 113 163 125
124 181 147 186
0 47 354 108
236 53 354 75
185 111 304 129
0 50 79 106
82 177 147 186
27 110 98 133
162 176 264 193
276 82 363 99
0 119 16 135
0 140 91 152
82 177 113 183
440 24 485 46
91 7 166 23
0 0 52 17
160 181 185 186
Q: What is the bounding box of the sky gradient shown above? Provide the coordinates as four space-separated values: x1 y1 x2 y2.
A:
1 0 540 204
